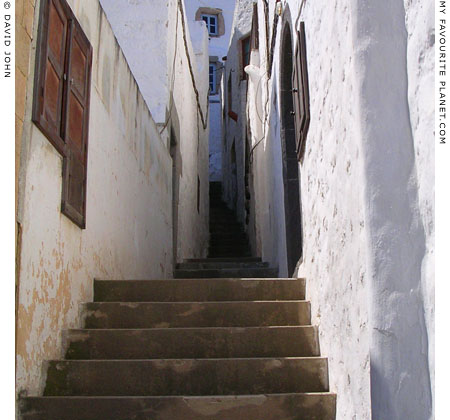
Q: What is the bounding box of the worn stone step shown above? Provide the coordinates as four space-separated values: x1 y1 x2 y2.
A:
209 224 244 229
209 241 250 248
81 301 311 328
208 246 251 251
185 257 262 263
174 267 277 279
209 233 248 245
43 358 329 396
209 222 243 229
94 278 305 302
208 244 251 250
207 251 252 257
20 393 337 420
65 326 319 359
177 261 268 269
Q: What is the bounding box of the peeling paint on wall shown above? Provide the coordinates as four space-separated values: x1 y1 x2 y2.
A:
16 0 177 396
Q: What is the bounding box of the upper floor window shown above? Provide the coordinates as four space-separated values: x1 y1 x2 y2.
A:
195 7 225 38
202 14 218 36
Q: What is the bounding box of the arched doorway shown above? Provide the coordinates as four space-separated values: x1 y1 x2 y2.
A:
280 22 302 277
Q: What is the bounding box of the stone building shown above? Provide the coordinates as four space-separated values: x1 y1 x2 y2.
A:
222 0 434 419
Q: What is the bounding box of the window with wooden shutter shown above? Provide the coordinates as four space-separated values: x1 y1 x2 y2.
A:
292 22 310 161
33 0 92 228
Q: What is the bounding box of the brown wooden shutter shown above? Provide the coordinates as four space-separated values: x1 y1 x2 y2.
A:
32 0 70 155
292 22 310 161
61 19 93 229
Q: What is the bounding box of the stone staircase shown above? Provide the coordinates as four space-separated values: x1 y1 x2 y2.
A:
20 183 336 419
208 182 252 258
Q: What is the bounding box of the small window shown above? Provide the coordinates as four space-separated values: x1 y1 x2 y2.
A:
32 0 93 228
241 36 251 79
209 63 217 94
201 14 218 36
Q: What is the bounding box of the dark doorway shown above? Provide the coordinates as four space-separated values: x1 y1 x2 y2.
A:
280 23 302 277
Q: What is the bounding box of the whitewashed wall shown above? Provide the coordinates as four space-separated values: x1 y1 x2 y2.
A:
99 0 169 124
403 1 435 415
166 0 210 262
352 0 433 418
16 0 209 396
231 0 434 418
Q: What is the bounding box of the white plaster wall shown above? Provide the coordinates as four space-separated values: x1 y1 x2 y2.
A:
293 2 372 417
403 0 435 414
16 0 208 396
351 0 433 418
166 0 210 262
99 0 169 123
242 1 434 417
241 2 372 418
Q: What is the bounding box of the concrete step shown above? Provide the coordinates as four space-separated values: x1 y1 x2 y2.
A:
43 358 329 396
177 261 268 269
65 326 319 359
81 301 311 328
174 267 278 279
20 393 337 420
94 278 305 302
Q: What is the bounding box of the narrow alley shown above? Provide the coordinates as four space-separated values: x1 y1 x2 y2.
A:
15 0 434 419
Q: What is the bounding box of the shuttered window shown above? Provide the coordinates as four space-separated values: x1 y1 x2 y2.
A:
292 22 310 161
33 0 92 228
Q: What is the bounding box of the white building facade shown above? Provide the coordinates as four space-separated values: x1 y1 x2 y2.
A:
222 0 435 419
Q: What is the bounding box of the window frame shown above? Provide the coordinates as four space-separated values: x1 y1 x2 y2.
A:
292 22 311 161
201 14 218 36
209 62 217 95
32 0 93 228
